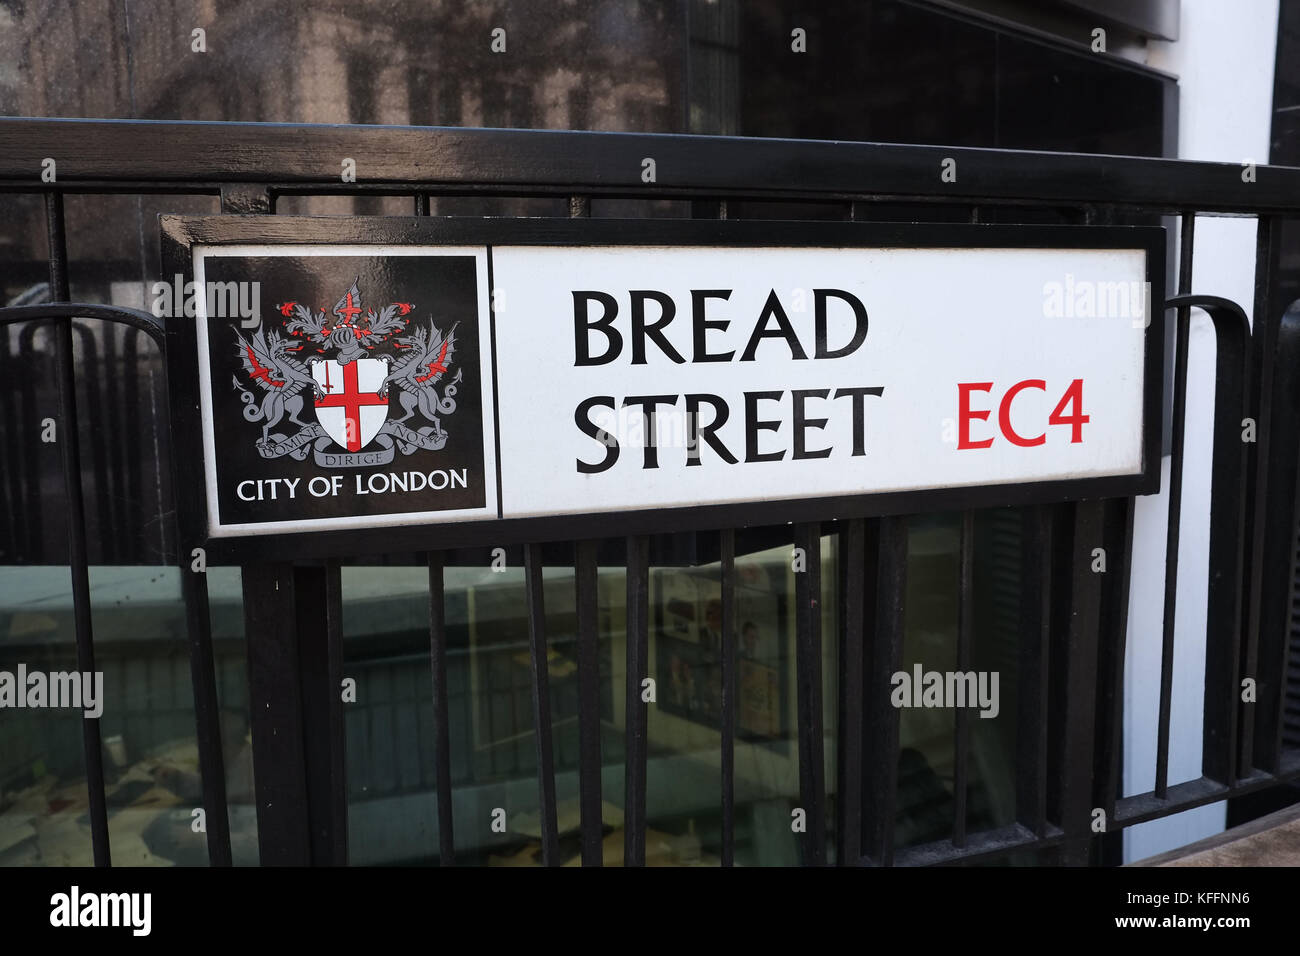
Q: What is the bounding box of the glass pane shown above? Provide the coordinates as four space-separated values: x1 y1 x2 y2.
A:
342 565 442 865
897 513 962 849
633 534 837 866
342 560 604 865
0 565 256 866
894 509 1023 850
0 567 89 866
969 509 1023 832
339 532 839 866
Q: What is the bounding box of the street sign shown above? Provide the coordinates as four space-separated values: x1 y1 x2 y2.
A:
161 217 1163 556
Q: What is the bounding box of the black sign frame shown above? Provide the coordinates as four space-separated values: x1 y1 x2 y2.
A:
161 215 1165 562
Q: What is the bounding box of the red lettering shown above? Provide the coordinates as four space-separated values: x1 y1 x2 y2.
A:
959 378 1090 448
1049 378 1089 443
999 379 1047 447
957 382 994 449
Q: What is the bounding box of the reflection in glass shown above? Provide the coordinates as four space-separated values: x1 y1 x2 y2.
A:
0 566 257 866
895 510 1023 851
343 562 614 866
897 513 963 848
340 535 839 866
642 540 828 866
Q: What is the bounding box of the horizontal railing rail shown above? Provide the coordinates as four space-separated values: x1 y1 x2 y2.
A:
0 117 1295 215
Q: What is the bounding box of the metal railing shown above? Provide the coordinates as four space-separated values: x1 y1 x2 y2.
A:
1 116 1299 866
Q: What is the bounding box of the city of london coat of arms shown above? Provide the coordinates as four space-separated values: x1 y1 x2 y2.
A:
231 278 462 468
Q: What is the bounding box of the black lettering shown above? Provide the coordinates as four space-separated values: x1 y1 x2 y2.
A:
744 390 785 462
685 393 739 466
573 291 621 366
622 394 679 469
740 290 808 361
691 290 735 362
575 396 619 473
630 290 685 364
815 289 868 359
832 386 884 456
791 389 832 460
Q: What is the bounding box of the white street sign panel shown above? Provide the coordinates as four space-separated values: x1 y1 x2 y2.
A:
492 244 1151 519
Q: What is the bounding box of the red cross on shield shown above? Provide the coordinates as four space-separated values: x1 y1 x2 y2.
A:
313 358 389 452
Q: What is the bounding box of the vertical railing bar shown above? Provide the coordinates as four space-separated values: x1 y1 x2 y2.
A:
362 672 374 802
524 542 560 865
122 329 146 556
1155 211 1196 799
794 522 827 864
953 510 975 847
243 563 312 863
294 561 347 864
1060 502 1103 865
427 550 456 864
1 327 25 557
100 324 126 558
852 520 883 863
719 527 737 867
865 515 907 865
1099 498 1136 823
574 538 603 866
1016 505 1052 837
106 329 130 556
181 561 233 865
18 323 47 558
624 534 650 866
836 518 865 864
67 324 112 559
415 193 430 216
2 326 18 544
323 558 348 865
150 336 172 567
46 191 111 867
1240 216 1283 776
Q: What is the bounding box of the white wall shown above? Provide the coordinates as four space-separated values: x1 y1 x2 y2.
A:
1122 0 1278 862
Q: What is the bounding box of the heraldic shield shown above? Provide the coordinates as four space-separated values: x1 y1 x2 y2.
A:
312 357 389 452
